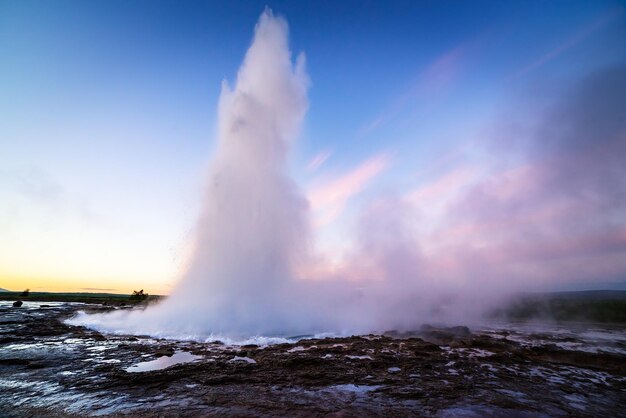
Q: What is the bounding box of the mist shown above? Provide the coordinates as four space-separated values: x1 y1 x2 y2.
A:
68 11 626 342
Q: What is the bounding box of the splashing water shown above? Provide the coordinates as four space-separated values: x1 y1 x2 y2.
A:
68 10 326 341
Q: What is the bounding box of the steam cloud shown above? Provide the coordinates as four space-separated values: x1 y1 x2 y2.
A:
68 11 626 342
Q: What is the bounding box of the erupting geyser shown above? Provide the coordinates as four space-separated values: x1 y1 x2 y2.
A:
69 10 322 341
162 9 312 335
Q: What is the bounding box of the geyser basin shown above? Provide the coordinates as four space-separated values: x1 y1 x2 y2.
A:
4 302 626 416
125 351 202 373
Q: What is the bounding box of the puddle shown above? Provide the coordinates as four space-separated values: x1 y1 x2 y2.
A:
125 351 202 373
345 355 373 360
228 356 257 364
329 384 382 394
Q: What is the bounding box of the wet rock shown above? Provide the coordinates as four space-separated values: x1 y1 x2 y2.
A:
91 332 107 341
525 345 626 373
411 339 442 353
446 326 471 337
420 324 471 336
241 344 258 350
12 300 23 308
82 305 116 314
26 362 47 369
418 325 473 345
451 335 514 353
1 302 625 417
155 346 176 357
0 337 20 345
0 358 31 366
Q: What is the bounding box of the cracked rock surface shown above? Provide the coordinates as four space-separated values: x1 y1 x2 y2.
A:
1 301 625 417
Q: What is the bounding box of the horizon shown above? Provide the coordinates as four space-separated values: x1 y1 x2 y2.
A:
3 286 626 297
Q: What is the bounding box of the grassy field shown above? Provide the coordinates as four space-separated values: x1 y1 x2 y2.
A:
0 291 163 305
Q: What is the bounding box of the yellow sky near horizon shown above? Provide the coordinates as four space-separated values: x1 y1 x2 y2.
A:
0 273 175 295
0 212 191 295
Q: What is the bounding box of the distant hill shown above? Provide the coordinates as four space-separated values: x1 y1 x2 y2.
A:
0 288 9 292
546 290 626 300
490 290 626 324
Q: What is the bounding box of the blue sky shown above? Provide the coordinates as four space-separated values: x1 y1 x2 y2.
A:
1 0 625 293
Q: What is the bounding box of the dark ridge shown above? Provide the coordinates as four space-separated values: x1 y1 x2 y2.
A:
490 290 626 324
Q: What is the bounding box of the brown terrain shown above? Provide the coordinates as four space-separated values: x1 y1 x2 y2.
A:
1 301 625 417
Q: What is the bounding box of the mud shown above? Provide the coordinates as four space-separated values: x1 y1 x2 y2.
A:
1 301 625 416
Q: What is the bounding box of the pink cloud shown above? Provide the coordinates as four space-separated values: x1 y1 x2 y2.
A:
358 42 472 136
511 7 623 80
308 153 390 226
290 63 626 328
406 166 477 207
316 65 626 296
306 149 333 171
419 46 465 94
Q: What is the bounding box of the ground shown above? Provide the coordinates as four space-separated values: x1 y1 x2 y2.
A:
1 301 625 417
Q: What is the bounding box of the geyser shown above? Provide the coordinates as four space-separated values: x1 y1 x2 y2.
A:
162 9 311 332
68 10 322 341
160 9 312 335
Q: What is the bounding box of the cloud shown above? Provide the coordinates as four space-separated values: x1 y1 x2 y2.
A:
511 6 623 79
434 62 626 286
306 149 333 171
406 166 477 207
308 153 390 226
310 61 626 325
358 42 471 136
418 46 465 94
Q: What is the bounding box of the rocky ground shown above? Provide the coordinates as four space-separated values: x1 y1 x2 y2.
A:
1 301 625 417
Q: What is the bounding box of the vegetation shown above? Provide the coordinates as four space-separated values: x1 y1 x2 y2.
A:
0 291 163 304
129 289 148 301
490 291 626 324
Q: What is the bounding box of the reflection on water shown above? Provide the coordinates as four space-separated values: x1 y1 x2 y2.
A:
0 301 81 309
125 351 202 373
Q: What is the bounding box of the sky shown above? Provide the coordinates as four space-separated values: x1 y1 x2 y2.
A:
1 0 625 294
